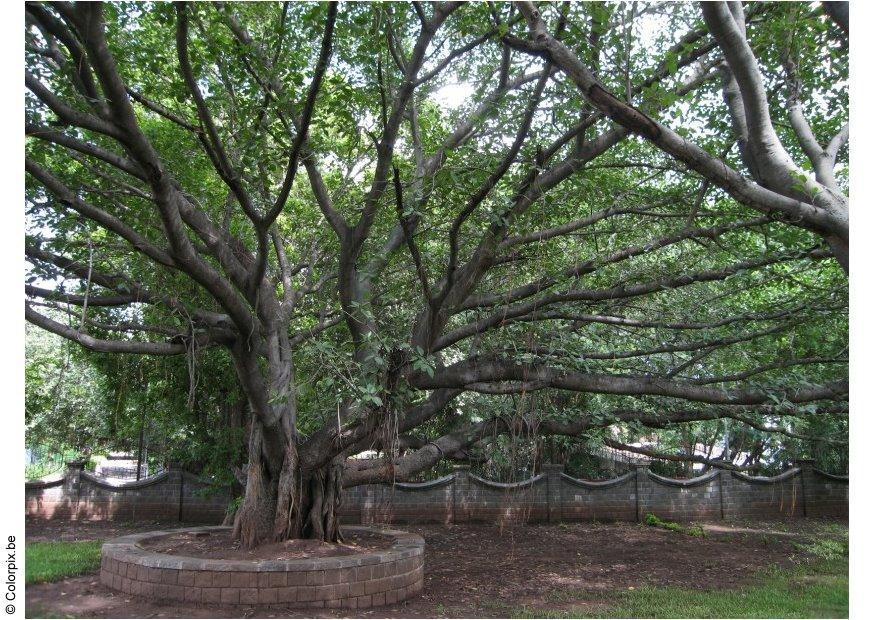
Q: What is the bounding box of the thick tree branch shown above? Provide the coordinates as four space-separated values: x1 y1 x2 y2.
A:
413 357 848 405
26 303 194 355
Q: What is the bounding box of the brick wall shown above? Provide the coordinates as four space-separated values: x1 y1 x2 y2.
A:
803 469 849 517
723 469 804 519
26 461 847 524
639 469 723 521
558 469 638 522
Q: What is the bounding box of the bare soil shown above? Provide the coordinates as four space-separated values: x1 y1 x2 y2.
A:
25 517 844 618
26 519 170 543
141 529 390 561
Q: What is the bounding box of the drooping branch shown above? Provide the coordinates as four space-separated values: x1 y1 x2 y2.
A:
26 125 144 180
463 215 771 312
506 320 801 364
25 303 201 355
344 395 848 485
25 73 120 141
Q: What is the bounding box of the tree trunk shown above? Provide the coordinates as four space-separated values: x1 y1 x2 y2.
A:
231 421 345 548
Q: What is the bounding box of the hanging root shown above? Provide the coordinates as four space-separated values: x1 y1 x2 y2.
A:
272 441 300 541
378 347 406 480
185 315 199 411
304 457 345 543
323 458 345 543
307 467 326 541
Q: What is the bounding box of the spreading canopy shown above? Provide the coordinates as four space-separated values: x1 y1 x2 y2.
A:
25 1 848 543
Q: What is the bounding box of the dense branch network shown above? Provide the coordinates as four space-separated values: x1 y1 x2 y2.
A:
24 1 848 543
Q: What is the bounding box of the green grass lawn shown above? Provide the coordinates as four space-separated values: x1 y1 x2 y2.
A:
513 529 849 619
604 565 846 619
25 541 103 585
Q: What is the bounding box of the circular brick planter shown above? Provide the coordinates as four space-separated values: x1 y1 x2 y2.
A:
100 525 424 609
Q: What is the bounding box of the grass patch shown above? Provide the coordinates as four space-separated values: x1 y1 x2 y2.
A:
604 566 847 619
513 567 847 618
25 541 103 585
644 513 706 537
792 523 848 562
511 529 848 619
793 537 848 562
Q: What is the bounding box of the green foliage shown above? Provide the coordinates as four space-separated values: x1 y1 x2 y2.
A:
564 452 623 481
25 541 103 585
25 324 109 454
24 462 60 481
24 448 79 481
644 513 706 537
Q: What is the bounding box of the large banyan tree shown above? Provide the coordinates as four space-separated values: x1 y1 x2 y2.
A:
25 1 848 547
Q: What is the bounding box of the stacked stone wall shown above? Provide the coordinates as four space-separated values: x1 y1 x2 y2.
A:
100 526 424 609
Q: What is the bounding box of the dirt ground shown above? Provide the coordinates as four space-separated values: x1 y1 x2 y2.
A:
141 529 390 561
25 517 844 618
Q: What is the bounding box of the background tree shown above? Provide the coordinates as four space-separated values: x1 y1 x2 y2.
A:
25 1 848 547
26 318 248 485
26 322 108 458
